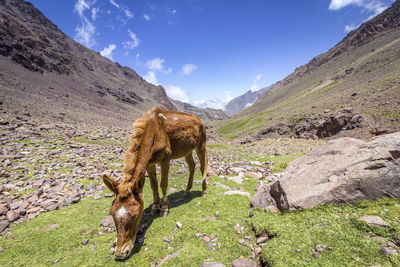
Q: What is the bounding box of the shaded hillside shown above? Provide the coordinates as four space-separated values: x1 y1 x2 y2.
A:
224 86 271 116
171 99 228 122
220 0 400 140
0 0 219 127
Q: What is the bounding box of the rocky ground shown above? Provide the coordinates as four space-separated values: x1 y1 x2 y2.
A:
0 113 316 237
0 114 398 266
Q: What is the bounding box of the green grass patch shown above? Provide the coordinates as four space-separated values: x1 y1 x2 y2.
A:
0 172 258 266
251 198 400 267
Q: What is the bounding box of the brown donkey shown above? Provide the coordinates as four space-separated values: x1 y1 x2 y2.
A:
103 107 208 260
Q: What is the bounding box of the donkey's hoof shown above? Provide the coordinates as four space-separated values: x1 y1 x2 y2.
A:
160 207 169 217
183 190 190 197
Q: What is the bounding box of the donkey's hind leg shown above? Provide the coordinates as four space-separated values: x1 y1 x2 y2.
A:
184 152 195 197
160 159 170 217
196 144 208 197
147 164 160 215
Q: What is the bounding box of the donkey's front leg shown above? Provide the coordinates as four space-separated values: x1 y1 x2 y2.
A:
147 164 160 216
160 159 170 217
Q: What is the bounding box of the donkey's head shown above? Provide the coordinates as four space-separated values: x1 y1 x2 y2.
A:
103 174 145 260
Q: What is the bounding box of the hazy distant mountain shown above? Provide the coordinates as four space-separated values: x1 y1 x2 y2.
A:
0 0 221 127
220 0 400 139
224 86 271 116
171 99 228 122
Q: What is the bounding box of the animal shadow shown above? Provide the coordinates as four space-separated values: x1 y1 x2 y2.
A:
130 190 202 255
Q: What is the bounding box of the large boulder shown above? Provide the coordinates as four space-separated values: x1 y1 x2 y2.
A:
251 132 400 211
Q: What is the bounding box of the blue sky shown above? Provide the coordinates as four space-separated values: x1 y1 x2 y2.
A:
29 0 395 109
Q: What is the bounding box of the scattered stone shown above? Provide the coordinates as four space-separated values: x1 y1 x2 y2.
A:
224 190 250 198
156 248 183 267
109 247 115 254
231 258 257 267
0 205 8 216
40 199 58 211
104 193 114 198
359 215 388 227
315 244 327 253
100 216 114 227
203 236 211 243
93 193 102 200
312 251 319 258
227 175 243 184
296 249 302 253
213 182 231 190
43 223 58 231
202 216 217 221
0 220 10 232
215 211 219 217
380 247 397 256
6 210 20 222
82 239 89 245
162 237 172 243
195 233 202 239
176 221 182 229
200 262 226 267
257 236 268 244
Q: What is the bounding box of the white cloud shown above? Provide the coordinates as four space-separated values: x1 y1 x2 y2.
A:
329 0 388 16
250 73 263 92
91 7 99 20
165 85 190 103
109 0 120 8
74 0 96 48
143 71 158 85
143 14 150 21
75 0 90 17
100 44 116 60
123 29 140 49
329 0 389 32
125 9 134 19
145 58 172 73
344 24 358 32
136 53 141 65
181 63 198 75
192 91 233 110
253 73 263 83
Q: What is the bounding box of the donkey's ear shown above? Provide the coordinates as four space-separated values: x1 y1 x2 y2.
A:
103 174 119 194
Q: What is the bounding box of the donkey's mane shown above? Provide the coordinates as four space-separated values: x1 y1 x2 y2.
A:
118 109 152 197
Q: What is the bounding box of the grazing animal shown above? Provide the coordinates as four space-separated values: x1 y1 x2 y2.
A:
103 107 208 260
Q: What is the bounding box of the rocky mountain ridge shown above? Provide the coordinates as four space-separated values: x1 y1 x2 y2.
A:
224 86 271 116
222 0 400 141
0 0 222 127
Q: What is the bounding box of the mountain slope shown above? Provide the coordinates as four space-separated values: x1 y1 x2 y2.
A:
0 0 219 127
224 86 271 116
219 0 400 140
171 99 228 122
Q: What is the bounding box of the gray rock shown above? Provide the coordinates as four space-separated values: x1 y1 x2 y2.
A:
200 263 226 267
100 215 114 227
213 182 231 190
315 244 327 253
381 247 397 256
257 236 268 244
82 239 89 245
232 258 256 267
0 205 8 216
251 133 400 211
359 215 388 227
40 199 58 211
0 220 10 232
176 221 182 229
227 175 243 184
93 193 102 200
6 210 20 222
224 190 250 198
